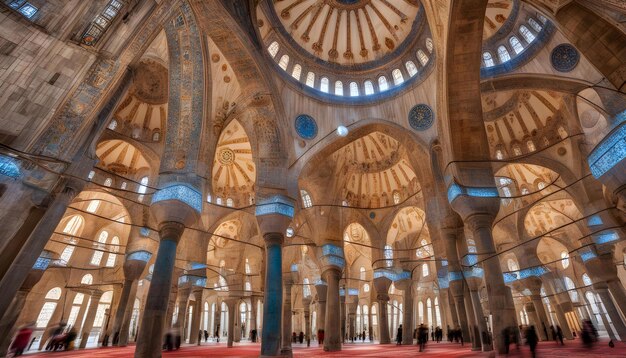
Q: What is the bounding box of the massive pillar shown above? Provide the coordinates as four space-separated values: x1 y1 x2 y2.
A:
315 283 327 340
79 290 103 348
451 194 518 354
340 293 346 342
112 251 150 346
303 297 312 346
373 276 392 344
189 288 203 345
594 283 626 340
0 179 83 316
396 279 414 345
225 298 238 348
134 206 195 358
322 266 342 351
525 279 550 341
346 299 357 341
257 195 295 357
175 284 191 340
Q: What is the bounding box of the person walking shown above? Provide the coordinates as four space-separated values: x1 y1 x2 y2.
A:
556 325 564 345
10 324 33 356
525 325 539 358
396 324 403 345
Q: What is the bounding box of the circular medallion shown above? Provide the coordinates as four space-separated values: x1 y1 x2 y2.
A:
369 212 376 219
551 44 579 73
218 148 235 165
295 114 318 140
408 104 434 131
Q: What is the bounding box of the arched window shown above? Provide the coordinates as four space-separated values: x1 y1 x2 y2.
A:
564 276 578 302
418 301 424 324
120 182 127 190
364 80 374 95
363 283 370 292
537 181 546 190
245 258 251 274
335 81 344 96
521 187 530 195
371 304 378 325
93 291 113 327
392 69 404 85
426 298 432 326
417 50 429 66
63 215 84 235
60 241 76 264
558 126 568 139
152 131 160 141
268 41 279 58
495 148 504 160
226 198 234 207
526 139 536 152
320 77 329 93
509 36 524 54
497 46 511 63
292 64 302 80
378 76 389 91
305 72 315 87
216 197 223 205
88 170 95 180
582 273 592 286
422 263 429 277
36 288 62 328
105 236 119 267
206 194 212 203
245 281 251 291
90 231 108 265
104 177 113 187
384 245 393 267
278 54 289 70
392 191 401 204
218 276 228 290
512 144 522 156
138 176 149 202
203 302 209 331
561 251 570 269
81 274 93 285
86 200 100 214
350 82 359 96
528 18 542 33
81 0 124 45
507 258 519 272
405 61 418 77
67 293 85 327
426 38 434 53
483 52 495 67
303 278 311 297
108 119 117 130
360 266 366 280
519 25 536 43
300 189 312 208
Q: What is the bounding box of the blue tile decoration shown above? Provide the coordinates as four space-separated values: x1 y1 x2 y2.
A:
463 267 484 279
255 195 295 218
504 266 549 283
587 215 603 226
294 114 318 140
551 43 579 73
438 266 450 289
0 155 20 178
588 123 626 178
33 257 51 270
127 250 152 262
373 269 411 281
447 182 499 203
140 227 151 237
408 104 434 131
322 244 344 257
190 262 207 270
320 244 345 268
178 274 207 287
448 271 463 281
580 250 597 262
151 183 203 213
339 288 359 296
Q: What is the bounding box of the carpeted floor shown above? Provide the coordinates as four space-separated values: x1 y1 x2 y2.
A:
24 340 626 357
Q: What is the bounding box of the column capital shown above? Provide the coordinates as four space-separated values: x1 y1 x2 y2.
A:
158 221 186 243
263 232 284 246
123 252 151 280
376 293 390 302
448 182 500 221
464 213 497 232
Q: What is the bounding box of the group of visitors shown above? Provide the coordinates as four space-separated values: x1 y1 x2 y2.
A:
446 325 464 344
291 331 305 344
349 330 368 342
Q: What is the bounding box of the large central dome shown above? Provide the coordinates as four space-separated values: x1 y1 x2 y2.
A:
272 0 421 65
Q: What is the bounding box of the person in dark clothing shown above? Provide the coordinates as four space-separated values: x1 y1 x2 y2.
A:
299 331 304 344
204 330 209 342
318 329 325 345
502 326 511 354
396 324 403 345
550 325 557 341
542 323 548 342
556 325 564 345
418 324 428 352
525 325 539 358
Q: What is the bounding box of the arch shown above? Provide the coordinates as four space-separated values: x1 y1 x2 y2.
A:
364 80 374 95
509 36 524 54
497 46 510 63
292 64 302 80
350 82 359 96
483 52 494 67
378 76 389 91
392 69 404 85
405 61 418 77
519 25 536 43
300 189 312 208
81 274 93 285
320 77 329 93
417 50 428 66
305 72 315 87
267 41 279 57
335 81 344 96
278 54 289 70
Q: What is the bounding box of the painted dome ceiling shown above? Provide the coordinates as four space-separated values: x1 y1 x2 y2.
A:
96 140 150 175
484 0 514 40
271 0 422 65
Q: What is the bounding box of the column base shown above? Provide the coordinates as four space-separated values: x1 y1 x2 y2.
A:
280 348 293 357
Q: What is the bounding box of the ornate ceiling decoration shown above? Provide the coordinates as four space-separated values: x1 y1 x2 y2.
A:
96 139 150 175
343 223 372 264
272 0 421 65
332 132 419 208
387 206 428 247
484 0 514 40
212 119 256 205
524 199 582 237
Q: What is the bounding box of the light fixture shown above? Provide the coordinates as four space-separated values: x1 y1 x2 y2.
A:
336 125 348 137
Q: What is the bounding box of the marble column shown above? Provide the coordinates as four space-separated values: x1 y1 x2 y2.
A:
260 233 284 356
176 284 191 340
450 283 471 343
396 279 414 345
0 182 81 316
315 283 327 340
323 266 342 351
303 298 312 346
607 280 626 318
462 286 481 351
225 298 238 348
547 295 573 339
79 290 103 348
347 301 357 341
373 276 392 344
281 278 293 356
112 254 149 346
249 296 258 342
134 221 187 358
595 283 626 340
189 289 203 345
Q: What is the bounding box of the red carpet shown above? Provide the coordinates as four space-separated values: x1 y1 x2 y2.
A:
24 340 626 357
